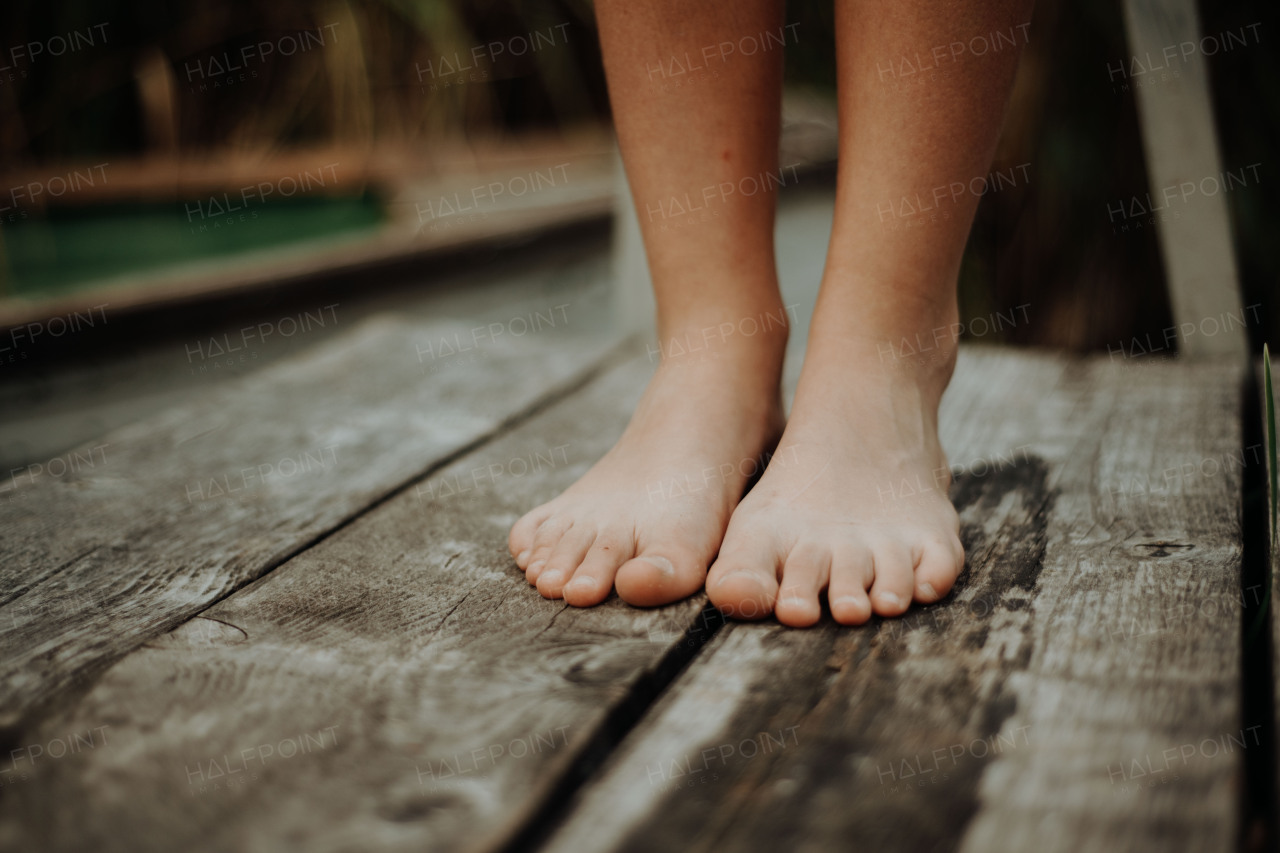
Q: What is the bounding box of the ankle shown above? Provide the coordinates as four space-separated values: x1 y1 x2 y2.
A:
650 303 791 368
882 327 958 390
814 295 960 385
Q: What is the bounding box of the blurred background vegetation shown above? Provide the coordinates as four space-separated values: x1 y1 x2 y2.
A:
0 0 1274 352
1 0 607 153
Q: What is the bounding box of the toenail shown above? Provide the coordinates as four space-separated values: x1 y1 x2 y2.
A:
529 560 545 572
541 570 564 584
566 577 594 592
637 555 675 576
517 550 531 564
832 596 862 607
920 582 937 600
779 597 808 608
878 592 903 608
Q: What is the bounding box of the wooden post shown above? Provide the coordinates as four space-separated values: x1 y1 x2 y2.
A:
1121 0 1249 360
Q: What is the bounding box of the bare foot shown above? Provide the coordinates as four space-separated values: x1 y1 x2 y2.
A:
509 321 787 607
706 332 964 627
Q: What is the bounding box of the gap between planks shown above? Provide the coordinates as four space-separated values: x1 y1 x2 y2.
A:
539 351 1249 853
0 351 717 853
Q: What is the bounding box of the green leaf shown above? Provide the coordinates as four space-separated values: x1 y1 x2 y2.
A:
1267 343 1277 546
1247 344 1275 649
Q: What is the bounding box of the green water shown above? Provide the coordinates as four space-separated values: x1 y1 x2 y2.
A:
0 195 385 299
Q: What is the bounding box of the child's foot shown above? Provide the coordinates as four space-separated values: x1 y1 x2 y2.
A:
508 322 787 607
706 332 964 627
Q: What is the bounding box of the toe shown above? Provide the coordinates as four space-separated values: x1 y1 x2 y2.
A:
913 536 965 604
775 544 831 628
706 535 782 621
536 525 597 599
827 546 874 626
868 542 914 617
616 545 708 607
525 516 572 585
563 535 635 607
509 505 553 569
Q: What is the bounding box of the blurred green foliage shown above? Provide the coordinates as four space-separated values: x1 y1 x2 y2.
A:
5 197 383 298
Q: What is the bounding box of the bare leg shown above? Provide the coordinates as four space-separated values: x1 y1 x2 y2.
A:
508 0 790 606
708 0 1033 625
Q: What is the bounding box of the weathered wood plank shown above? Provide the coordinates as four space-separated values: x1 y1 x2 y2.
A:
542 349 1246 853
0 232 614 472
0 353 718 853
0 314 619 730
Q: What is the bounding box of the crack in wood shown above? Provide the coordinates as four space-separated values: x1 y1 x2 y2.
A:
533 604 571 642
0 545 102 611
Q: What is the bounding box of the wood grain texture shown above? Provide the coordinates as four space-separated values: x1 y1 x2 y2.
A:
542 349 1247 853
0 353 718 853
0 314 619 730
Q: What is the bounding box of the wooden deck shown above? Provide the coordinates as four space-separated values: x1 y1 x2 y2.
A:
0 193 1268 852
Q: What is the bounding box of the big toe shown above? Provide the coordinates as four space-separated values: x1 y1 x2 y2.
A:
707 557 779 621
615 548 707 607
